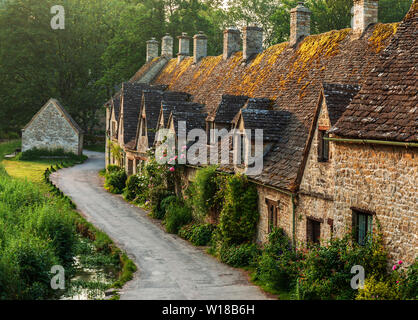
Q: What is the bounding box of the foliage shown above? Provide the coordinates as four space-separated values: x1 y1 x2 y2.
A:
188 165 223 222
296 233 388 300
20 148 86 162
178 223 216 246
164 201 193 234
104 168 127 194
123 174 142 201
219 242 260 268
254 228 303 291
356 275 402 300
400 259 418 300
218 174 259 245
149 185 174 219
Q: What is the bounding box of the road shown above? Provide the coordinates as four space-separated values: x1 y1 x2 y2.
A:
51 151 269 300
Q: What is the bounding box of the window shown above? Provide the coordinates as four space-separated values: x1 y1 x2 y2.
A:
240 134 246 165
112 121 116 137
306 218 321 244
141 117 146 137
266 199 279 233
127 159 134 176
352 209 373 245
318 130 329 162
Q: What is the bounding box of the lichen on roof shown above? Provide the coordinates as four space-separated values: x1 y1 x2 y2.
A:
368 23 399 53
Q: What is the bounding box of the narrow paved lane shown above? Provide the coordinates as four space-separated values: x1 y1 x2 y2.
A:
51 151 269 300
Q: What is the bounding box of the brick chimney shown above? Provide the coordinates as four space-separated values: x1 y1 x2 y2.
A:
243 25 263 61
161 34 173 58
146 37 158 62
223 27 241 60
177 32 190 64
290 1 311 46
193 31 208 63
353 0 379 36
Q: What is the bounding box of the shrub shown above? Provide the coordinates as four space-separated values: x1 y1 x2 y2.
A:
400 259 418 299
164 202 193 234
254 228 303 291
218 174 259 245
188 166 222 221
297 234 388 300
27 203 77 265
179 223 216 246
149 185 173 219
106 165 121 173
123 175 142 201
104 169 127 194
20 147 85 162
2 234 59 300
356 275 402 300
219 243 260 268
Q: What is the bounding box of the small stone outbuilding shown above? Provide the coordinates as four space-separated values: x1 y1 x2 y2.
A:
22 98 83 155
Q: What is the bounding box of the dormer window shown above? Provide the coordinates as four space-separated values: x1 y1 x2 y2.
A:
318 129 329 162
141 117 146 137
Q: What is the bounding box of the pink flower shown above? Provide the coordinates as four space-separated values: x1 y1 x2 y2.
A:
174 156 178 160
182 146 187 150
169 167 175 172
398 260 403 265
396 281 399 284
180 154 186 159
392 265 397 271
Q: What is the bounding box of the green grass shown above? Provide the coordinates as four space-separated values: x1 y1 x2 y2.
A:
0 140 20 159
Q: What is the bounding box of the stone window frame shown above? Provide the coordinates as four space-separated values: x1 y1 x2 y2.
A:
351 207 375 246
266 199 279 233
317 127 330 162
306 216 323 244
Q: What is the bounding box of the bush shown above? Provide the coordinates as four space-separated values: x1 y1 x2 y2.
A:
188 166 222 221
356 275 402 300
400 259 418 299
164 202 193 234
106 165 121 173
297 234 388 300
219 243 260 268
179 223 216 246
254 228 303 291
123 175 143 201
104 169 127 194
28 203 77 265
20 147 85 161
149 186 173 219
218 174 259 245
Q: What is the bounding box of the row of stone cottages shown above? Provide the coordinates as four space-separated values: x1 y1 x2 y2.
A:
105 1 417 265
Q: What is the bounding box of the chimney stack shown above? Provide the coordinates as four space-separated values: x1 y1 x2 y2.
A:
193 31 208 63
223 27 241 60
352 0 379 36
243 25 263 61
177 32 190 64
146 37 159 62
290 1 311 46
161 34 173 58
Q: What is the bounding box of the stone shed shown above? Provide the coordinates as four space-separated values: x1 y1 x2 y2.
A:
22 98 83 155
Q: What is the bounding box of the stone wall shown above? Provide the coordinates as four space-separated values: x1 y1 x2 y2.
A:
223 28 241 60
256 184 293 243
193 32 208 64
22 102 81 155
332 142 417 265
353 0 379 36
290 2 311 46
146 38 159 63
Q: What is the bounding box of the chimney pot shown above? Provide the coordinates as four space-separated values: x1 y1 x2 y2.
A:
193 31 208 63
352 0 379 36
161 34 173 58
243 25 263 61
177 32 190 64
290 1 311 46
223 27 241 60
146 37 159 62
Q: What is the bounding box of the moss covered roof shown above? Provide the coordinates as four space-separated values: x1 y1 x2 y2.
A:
151 23 399 191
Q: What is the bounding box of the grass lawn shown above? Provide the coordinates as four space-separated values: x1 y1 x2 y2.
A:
0 139 20 158
2 159 57 183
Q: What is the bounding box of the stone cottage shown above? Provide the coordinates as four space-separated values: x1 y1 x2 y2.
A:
22 98 83 156
105 0 417 265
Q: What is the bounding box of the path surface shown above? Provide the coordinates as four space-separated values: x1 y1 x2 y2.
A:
51 151 269 300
